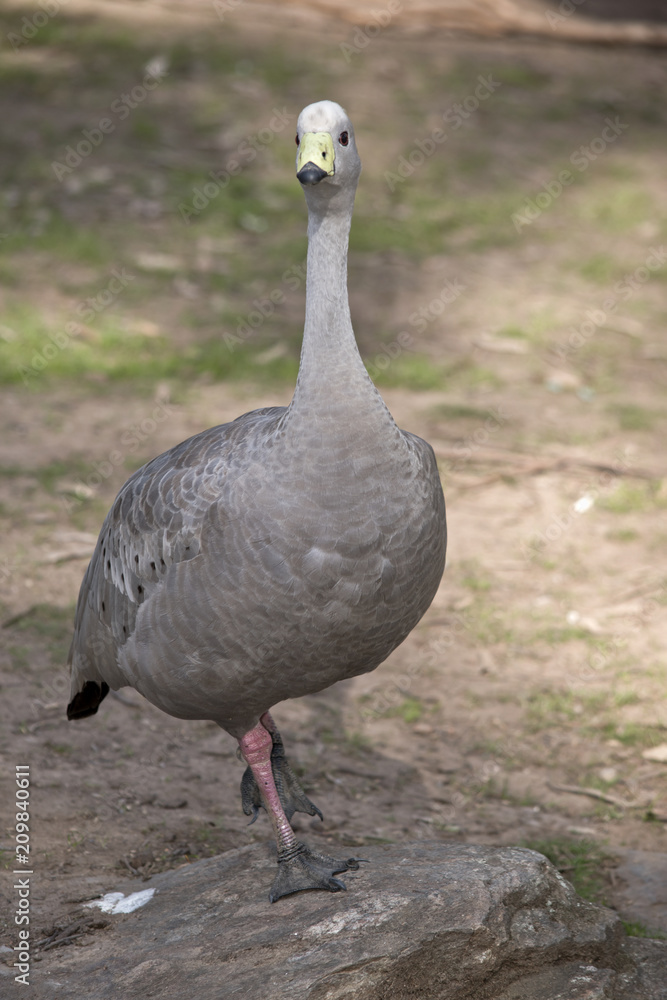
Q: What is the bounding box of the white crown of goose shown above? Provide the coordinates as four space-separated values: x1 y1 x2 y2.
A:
297 100 353 139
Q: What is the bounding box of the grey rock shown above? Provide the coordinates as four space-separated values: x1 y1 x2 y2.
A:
493 963 617 1000
42 842 664 1000
616 938 667 1000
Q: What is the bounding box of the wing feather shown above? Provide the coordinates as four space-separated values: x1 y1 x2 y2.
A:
68 406 285 690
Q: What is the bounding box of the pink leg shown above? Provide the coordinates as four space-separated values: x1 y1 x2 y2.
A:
238 715 363 901
238 718 299 857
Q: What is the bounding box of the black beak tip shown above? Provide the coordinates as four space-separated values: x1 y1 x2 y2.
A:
297 162 328 186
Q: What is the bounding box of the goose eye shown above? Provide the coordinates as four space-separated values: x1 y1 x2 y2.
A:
295 134 300 146
339 131 349 146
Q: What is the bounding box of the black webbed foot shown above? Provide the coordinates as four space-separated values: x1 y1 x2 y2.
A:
269 843 364 903
241 727 323 824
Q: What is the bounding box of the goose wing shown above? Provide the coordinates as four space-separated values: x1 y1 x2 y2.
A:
67 407 285 695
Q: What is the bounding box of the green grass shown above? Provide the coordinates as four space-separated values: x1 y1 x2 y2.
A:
4 604 74 667
531 625 595 645
0 6 664 404
609 404 656 432
429 403 501 422
0 302 301 387
524 689 607 731
460 560 493 593
384 697 426 724
575 252 620 285
524 837 610 904
607 528 639 542
622 920 667 940
465 600 512 645
599 482 662 514
597 721 666 749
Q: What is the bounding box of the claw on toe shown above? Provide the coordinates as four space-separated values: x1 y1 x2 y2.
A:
269 843 365 902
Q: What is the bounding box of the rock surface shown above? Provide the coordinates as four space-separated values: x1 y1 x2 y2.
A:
42 842 665 1000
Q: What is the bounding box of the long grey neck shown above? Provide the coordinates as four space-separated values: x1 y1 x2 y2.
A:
288 188 394 431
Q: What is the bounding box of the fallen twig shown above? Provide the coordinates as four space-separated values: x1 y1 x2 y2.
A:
301 0 667 47
1 605 38 629
44 547 95 565
36 920 86 952
547 781 643 809
42 930 86 951
433 443 660 483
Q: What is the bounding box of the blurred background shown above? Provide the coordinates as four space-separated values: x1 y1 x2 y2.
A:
1 0 667 949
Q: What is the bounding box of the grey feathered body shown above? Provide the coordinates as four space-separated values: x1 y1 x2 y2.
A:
69 394 446 739
68 102 446 741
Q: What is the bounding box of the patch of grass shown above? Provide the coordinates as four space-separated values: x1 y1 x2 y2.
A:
370 354 449 391
429 403 500 422
597 722 666 749
472 775 511 801
6 604 74 667
0 301 302 387
609 403 656 432
524 689 607 732
495 64 550 89
580 185 654 234
599 482 660 515
576 253 619 285
460 560 492 593
0 217 117 266
612 689 640 709
607 528 639 542
7 645 30 672
524 837 610 904
344 730 373 753
584 773 619 793
622 920 667 940
532 625 594 644
384 697 426 724
496 324 530 340
466 601 512 645
9 603 73 640
33 459 90 495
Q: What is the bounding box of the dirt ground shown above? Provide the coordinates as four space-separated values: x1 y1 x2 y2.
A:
1 0 667 982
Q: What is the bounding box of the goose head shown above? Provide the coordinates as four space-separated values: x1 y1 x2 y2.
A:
296 101 361 211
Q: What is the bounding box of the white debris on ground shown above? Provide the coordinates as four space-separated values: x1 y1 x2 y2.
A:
85 889 156 914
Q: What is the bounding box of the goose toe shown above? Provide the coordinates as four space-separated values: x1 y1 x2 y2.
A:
269 843 364 902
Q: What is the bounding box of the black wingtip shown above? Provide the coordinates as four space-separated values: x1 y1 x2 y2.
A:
67 680 110 720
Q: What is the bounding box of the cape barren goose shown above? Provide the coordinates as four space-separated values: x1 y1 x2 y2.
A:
68 101 447 901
